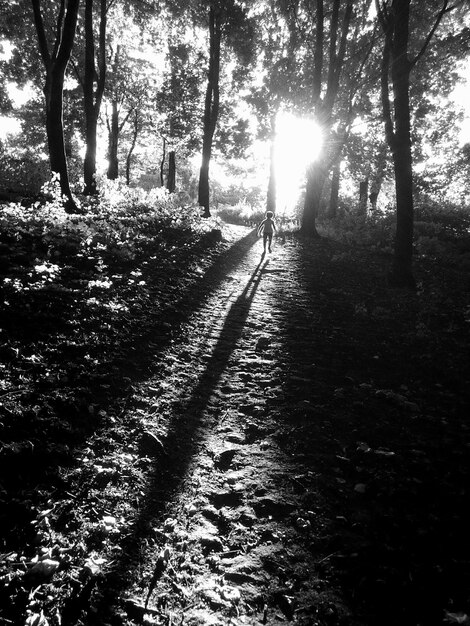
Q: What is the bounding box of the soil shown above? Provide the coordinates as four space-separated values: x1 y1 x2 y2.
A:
1 224 470 626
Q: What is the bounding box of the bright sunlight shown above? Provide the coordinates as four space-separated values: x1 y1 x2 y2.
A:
273 111 323 217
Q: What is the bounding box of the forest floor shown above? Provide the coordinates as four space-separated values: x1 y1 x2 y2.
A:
1 221 470 626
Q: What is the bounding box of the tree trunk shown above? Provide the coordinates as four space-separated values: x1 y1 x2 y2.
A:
83 0 107 195
31 0 80 212
126 112 139 186
301 163 325 236
328 160 340 218
167 151 176 193
107 99 119 180
160 137 166 187
83 109 99 194
198 6 221 217
359 179 368 216
390 60 414 287
301 0 353 235
386 0 415 288
45 70 75 210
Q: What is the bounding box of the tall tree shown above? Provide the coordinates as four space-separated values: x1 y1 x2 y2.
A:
82 0 109 195
264 0 375 234
30 0 80 212
301 0 355 235
155 37 205 192
197 0 254 217
376 0 455 287
198 3 222 217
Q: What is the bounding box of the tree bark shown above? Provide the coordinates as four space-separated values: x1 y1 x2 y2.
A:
377 0 450 288
198 5 221 218
126 112 139 185
302 163 327 235
83 0 107 195
301 0 353 235
390 22 414 287
377 0 414 287
167 150 176 193
107 98 119 180
31 0 80 212
160 137 166 187
328 160 340 218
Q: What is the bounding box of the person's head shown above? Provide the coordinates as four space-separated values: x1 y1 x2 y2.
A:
266 211 273 219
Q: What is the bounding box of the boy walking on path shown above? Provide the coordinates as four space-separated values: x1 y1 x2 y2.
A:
257 211 277 254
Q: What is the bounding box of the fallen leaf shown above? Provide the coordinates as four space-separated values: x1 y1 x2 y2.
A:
25 611 49 626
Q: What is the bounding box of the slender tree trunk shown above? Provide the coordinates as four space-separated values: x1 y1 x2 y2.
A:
45 70 74 208
160 137 166 187
390 84 414 286
301 0 353 235
107 99 119 180
31 0 80 212
302 163 326 235
167 150 176 193
83 0 107 195
126 112 139 186
328 160 340 218
198 6 221 217
389 1 414 287
377 0 416 287
83 109 99 193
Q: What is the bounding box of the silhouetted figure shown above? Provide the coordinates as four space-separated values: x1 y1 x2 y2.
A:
257 211 277 254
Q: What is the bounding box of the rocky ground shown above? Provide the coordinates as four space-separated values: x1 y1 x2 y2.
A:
1 224 470 626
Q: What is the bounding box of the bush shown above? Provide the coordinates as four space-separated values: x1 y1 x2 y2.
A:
0 175 220 262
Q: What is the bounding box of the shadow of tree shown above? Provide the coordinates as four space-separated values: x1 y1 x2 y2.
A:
274 236 470 626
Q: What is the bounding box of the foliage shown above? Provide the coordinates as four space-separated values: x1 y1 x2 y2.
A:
318 198 470 258
1 210 470 624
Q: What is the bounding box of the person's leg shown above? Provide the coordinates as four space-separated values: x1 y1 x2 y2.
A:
268 233 273 252
263 233 268 252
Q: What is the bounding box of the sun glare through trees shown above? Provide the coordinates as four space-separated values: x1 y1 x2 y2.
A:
273 112 323 218
2 2 470 625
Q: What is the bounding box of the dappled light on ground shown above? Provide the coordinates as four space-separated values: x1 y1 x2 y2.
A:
1 222 470 625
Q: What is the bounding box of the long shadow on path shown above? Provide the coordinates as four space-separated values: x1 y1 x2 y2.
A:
83 252 272 622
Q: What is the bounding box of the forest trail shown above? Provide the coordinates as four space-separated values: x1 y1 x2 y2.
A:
83 226 470 626
3 225 470 626
99 231 347 625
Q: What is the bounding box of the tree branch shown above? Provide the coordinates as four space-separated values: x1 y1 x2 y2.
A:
312 0 324 104
375 0 391 36
324 0 353 112
380 34 395 149
51 0 66 62
55 0 80 72
410 0 451 68
30 0 51 67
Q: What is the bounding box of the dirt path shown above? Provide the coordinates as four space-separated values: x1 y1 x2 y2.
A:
9 226 470 626
88 232 357 625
